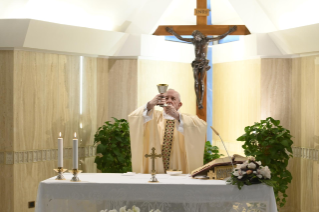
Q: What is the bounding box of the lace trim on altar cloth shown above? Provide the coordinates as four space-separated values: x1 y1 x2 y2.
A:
46 200 269 212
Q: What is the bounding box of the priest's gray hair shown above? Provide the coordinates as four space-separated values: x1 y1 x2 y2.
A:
168 89 181 102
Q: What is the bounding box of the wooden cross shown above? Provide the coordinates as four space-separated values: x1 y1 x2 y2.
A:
153 0 250 121
153 0 250 36
145 147 162 175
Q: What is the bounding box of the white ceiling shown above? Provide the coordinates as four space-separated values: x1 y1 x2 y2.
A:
0 0 318 34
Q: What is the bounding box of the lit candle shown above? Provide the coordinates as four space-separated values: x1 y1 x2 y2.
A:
58 132 63 167
73 132 78 169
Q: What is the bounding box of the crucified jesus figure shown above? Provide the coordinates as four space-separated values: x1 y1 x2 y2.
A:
166 26 237 109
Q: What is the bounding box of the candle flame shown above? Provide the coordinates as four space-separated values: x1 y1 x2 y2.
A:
59 132 62 137
74 132 77 138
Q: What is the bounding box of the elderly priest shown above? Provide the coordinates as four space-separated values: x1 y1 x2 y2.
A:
128 89 207 174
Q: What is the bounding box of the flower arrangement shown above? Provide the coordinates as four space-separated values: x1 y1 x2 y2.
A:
100 206 161 212
227 156 275 189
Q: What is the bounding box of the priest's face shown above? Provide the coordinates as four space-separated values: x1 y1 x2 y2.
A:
164 90 182 110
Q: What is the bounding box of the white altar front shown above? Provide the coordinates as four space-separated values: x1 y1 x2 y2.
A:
35 173 277 212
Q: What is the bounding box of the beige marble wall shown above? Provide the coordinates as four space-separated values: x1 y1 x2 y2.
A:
213 59 261 155
284 54 319 212
0 51 14 212
213 55 319 211
96 58 109 127
107 59 138 121
0 51 14 152
0 50 107 212
260 58 292 129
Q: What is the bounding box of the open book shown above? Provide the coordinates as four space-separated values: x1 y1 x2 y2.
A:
191 154 247 177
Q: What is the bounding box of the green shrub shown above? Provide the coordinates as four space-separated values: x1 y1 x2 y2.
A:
94 118 132 173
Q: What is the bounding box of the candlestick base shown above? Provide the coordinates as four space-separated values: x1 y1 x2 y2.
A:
69 169 82 182
148 172 159 183
53 167 68 180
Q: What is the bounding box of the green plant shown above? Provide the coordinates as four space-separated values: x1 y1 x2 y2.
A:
237 117 293 208
94 118 132 173
203 141 224 164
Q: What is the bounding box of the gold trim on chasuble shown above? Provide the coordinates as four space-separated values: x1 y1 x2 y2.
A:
161 120 175 171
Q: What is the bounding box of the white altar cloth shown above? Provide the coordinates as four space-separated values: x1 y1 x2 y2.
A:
35 173 277 212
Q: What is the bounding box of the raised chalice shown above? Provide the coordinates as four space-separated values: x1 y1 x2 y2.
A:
157 84 168 107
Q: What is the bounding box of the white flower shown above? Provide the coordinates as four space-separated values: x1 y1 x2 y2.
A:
127 210 133 212
100 210 107 212
235 169 246 179
260 166 271 179
248 156 255 161
256 161 261 165
236 164 242 169
247 162 256 169
233 169 239 176
119 206 126 212
240 161 248 169
132 206 140 212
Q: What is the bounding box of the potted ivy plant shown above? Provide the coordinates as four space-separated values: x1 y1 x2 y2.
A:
237 117 293 208
94 118 132 173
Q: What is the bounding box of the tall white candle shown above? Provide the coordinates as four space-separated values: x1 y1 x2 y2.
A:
58 132 63 167
73 132 78 169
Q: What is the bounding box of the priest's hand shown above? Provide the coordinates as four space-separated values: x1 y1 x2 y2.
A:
164 105 180 120
147 94 165 110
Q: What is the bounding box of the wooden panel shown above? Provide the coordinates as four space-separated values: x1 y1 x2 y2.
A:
96 58 109 127
0 51 14 152
138 59 196 115
43 53 60 150
291 58 302 147
80 157 97 173
107 59 138 120
13 161 66 212
314 55 319 212
81 57 97 147
0 164 14 212
316 56 319 149
58 55 80 148
13 51 45 151
153 25 250 36
285 55 319 212
260 58 292 130
281 57 302 212
300 158 313 211
213 59 261 155
300 56 316 149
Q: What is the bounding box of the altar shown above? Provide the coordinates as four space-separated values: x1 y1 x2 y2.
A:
35 173 277 212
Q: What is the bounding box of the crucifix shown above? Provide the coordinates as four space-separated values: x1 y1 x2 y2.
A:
153 0 250 121
145 147 162 183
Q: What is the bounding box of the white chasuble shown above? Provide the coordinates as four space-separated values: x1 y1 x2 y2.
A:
128 106 207 174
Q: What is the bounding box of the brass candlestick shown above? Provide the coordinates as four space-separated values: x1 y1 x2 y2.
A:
145 147 162 183
53 167 68 180
69 169 82 182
